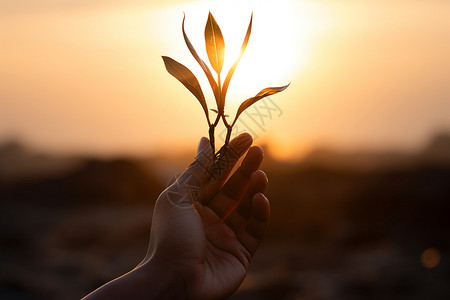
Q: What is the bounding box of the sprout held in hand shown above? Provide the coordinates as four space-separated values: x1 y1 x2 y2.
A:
162 12 289 161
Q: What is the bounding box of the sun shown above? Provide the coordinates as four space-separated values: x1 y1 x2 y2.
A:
152 0 329 109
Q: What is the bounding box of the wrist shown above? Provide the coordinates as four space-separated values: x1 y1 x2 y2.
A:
136 256 187 300
83 257 186 300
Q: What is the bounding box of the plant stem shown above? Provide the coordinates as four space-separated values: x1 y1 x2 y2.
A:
214 124 232 162
210 73 224 161
209 112 221 157
224 126 232 146
209 125 215 155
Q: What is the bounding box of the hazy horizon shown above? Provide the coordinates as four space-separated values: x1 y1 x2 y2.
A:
1 0 449 160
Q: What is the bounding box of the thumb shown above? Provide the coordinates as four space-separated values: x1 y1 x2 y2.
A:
165 137 212 187
163 137 213 206
185 136 214 183
196 137 213 159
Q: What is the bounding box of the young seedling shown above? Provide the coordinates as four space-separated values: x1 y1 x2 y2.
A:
162 12 289 161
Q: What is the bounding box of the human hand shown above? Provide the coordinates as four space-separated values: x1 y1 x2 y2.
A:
141 133 269 300
83 133 269 300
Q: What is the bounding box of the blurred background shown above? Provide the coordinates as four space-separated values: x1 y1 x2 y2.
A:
1 0 449 299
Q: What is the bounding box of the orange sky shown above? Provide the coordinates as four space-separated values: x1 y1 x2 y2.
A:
1 0 449 160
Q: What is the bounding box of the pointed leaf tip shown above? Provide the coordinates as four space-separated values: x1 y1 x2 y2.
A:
162 56 209 122
232 83 290 126
255 83 290 97
205 12 225 75
183 14 220 106
222 12 253 101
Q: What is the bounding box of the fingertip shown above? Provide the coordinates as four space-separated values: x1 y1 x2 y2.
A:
228 133 253 157
252 192 270 222
199 136 210 143
246 146 264 162
249 145 263 156
240 147 264 176
197 137 210 153
250 170 268 191
231 132 253 144
252 169 267 181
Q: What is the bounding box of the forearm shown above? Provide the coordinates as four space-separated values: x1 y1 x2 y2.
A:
83 259 186 300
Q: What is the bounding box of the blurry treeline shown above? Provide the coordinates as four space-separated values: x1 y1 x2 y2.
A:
1 133 449 300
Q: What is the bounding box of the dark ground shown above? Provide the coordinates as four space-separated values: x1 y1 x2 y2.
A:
1 133 450 299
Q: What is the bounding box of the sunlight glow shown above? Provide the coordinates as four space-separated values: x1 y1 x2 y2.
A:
3 0 448 157
151 0 332 110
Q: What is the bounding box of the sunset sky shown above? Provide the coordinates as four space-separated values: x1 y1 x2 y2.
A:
1 0 449 159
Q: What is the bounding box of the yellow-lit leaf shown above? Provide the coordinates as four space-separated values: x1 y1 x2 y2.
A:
222 13 253 102
205 12 225 75
182 14 220 105
232 83 290 126
162 56 209 121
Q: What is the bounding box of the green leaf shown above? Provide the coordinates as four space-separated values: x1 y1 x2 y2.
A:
222 13 253 102
162 56 209 122
182 14 220 107
204 12 225 75
232 83 290 126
